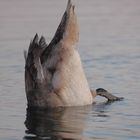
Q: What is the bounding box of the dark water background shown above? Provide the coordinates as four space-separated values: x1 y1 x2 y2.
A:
0 0 140 139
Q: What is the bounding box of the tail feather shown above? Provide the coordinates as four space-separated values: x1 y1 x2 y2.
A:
25 34 48 91
41 0 78 63
39 36 48 49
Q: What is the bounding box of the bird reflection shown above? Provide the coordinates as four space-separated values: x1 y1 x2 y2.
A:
23 101 114 140
24 106 93 140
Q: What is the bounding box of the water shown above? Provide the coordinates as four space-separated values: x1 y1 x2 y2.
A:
0 0 140 139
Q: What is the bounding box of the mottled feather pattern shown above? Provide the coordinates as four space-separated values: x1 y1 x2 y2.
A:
24 0 123 108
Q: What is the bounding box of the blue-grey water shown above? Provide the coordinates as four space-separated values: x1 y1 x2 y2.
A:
0 0 140 140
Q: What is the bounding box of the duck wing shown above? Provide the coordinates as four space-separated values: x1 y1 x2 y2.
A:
24 34 47 92
41 0 79 63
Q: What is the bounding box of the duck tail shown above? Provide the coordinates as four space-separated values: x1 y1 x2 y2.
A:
24 34 47 92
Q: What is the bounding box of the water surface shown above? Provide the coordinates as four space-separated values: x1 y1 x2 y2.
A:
0 0 140 140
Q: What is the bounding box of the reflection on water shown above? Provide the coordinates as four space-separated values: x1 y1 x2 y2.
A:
24 103 111 140
24 107 90 140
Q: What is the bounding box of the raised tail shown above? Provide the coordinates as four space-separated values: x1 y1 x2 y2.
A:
24 34 48 92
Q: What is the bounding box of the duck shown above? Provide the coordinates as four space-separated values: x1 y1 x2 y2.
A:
24 0 123 109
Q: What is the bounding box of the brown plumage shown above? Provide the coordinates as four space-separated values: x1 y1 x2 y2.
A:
24 0 123 109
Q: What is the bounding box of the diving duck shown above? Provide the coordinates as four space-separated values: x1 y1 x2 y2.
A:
24 0 123 108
